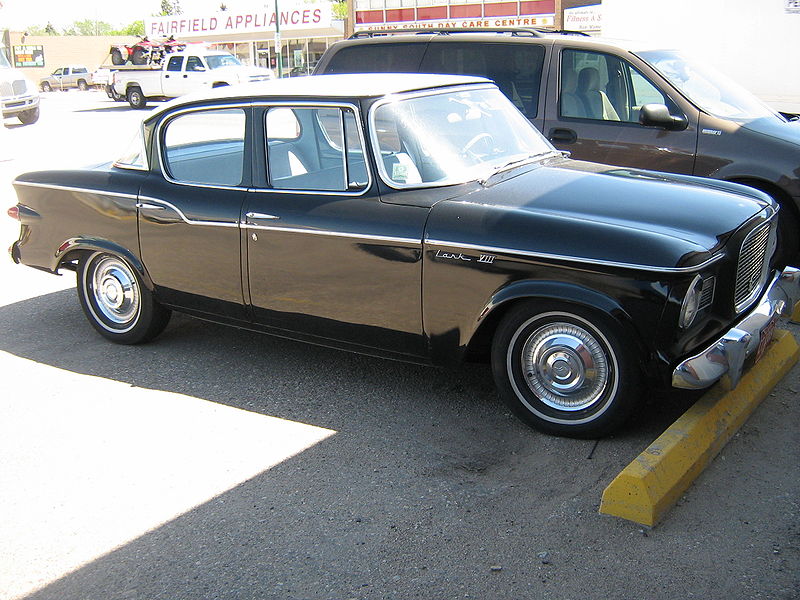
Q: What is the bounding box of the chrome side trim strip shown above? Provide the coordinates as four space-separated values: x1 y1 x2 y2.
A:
137 196 239 228
242 222 420 245
425 239 723 273
12 181 139 200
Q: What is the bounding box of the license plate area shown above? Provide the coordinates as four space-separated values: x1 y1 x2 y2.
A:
755 315 777 363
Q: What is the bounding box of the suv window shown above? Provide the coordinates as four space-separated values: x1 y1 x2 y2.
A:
419 43 545 118
266 106 368 192
322 43 426 74
560 49 679 123
166 56 184 72
162 108 246 187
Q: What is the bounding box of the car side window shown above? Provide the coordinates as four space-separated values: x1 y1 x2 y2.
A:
53 68 63 76
186 56 205 72
167 56 184 72
322 43 426 74
162 108 246 187
560 49 679 123
266 106 368 192
419 43 546 118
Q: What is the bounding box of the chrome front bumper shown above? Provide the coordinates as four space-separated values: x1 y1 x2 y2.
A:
672 267 800 390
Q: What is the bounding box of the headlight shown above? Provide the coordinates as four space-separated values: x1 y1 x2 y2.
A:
679 274 704 329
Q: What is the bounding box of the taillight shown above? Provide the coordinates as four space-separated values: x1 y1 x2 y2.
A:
7 206 19 220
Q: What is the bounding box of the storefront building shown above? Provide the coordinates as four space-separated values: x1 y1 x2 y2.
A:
143 3 344 75
354 0 555 31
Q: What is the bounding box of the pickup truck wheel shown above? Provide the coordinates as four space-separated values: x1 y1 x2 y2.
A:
127 87 147 109
78 80 88 91
491 301 639 438
41 81 52 92
77 252 171 344
17 107 40 125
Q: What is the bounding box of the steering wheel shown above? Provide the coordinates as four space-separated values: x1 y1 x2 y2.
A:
461 133 495 160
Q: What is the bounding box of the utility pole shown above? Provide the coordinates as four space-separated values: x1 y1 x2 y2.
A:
274 0 282 77
554 0 563 29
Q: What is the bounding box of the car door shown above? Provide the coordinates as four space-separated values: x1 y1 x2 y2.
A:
50 68 65 90
243 102 427 357
138 104 249 319
543 46 699 173
161 55 185 97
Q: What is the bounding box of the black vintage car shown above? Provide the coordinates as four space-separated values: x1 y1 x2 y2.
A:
8 74 800 437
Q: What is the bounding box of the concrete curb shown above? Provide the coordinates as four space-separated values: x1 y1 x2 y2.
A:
599 328 799 527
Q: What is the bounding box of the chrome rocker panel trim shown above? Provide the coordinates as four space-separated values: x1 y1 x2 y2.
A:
673 266 800 390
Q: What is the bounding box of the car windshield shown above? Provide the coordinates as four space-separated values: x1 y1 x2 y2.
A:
637 49 778 121
205 54 242 70
0 50 11 68
371 86 555 187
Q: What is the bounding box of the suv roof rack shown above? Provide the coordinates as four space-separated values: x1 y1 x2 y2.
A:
349 28 548 39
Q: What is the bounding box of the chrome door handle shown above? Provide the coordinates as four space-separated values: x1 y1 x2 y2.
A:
246 212 280 220
136 202 165 210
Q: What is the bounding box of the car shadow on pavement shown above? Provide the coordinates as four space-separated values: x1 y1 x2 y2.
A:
1 289 709 600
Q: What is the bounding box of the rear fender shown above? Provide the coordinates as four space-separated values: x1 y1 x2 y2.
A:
55 237 155 291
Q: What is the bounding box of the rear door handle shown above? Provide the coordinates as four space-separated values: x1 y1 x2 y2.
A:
548 128 578 144
136 202 165 210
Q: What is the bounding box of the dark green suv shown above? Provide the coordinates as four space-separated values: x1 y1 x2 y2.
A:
315 29 800 264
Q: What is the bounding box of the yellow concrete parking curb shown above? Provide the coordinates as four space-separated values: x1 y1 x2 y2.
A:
599 329 799 527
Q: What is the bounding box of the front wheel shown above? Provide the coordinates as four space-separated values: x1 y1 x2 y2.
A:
491 302 640 438
17 107 39 125
77 252 171 344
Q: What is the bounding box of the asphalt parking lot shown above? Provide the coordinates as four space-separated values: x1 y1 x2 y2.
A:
1 91 798 600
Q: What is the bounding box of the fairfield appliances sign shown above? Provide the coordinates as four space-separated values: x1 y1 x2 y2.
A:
145 4 333 38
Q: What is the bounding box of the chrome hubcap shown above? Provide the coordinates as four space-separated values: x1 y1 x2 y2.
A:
522 322 609 411
91 256 140 326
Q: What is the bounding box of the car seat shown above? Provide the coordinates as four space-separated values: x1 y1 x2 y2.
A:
577 67 620 121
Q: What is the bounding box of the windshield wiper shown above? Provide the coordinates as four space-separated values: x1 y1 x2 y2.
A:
479 152 553 185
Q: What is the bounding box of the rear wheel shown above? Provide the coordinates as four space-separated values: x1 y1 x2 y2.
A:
491 301 640 438
111 48 126 65
77 252 171 344
77 79 88 91
126 86 147 109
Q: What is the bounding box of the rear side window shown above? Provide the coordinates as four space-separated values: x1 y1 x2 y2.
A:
420 43 545 119
321 43 426 74
162 108 246 187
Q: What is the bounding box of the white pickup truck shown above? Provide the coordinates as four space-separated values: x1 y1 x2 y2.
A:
112 49 273 108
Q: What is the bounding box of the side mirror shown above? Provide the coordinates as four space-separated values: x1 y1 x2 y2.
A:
639 103 689 131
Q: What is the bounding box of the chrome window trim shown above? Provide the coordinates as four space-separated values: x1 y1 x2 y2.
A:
156 102 252 192
241 222 420 245
368 83 510 191
425 239 724 273
113 122 150 171
258 100 373 197
137 196 239 228
12 181 140 200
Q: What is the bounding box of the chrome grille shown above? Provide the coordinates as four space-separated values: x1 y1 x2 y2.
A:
699 276 715 310
734 221 771 311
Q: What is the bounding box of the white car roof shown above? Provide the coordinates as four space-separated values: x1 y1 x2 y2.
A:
149 73 492 119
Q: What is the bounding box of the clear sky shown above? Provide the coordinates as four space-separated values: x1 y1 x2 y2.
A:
0 0 264 31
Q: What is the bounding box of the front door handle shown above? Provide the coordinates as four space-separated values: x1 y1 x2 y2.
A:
246 212 280 221
548 128 578 144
